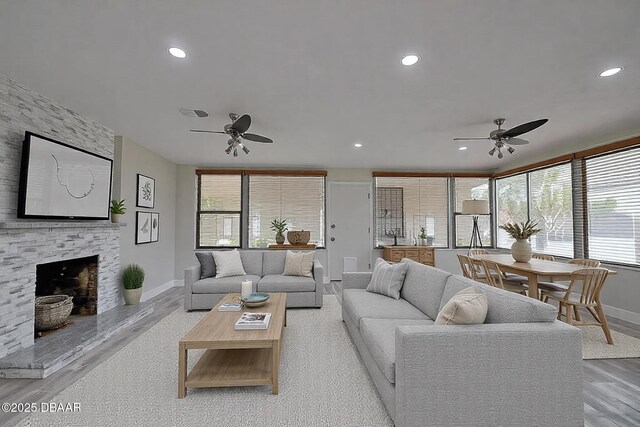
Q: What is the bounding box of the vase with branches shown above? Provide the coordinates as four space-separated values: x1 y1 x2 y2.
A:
500 219 541 262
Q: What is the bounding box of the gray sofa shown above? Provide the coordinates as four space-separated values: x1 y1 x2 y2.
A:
184 250 324 310
342 258 583 427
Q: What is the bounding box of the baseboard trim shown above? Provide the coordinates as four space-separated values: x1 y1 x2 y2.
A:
602 304 640 325
141 280 182 302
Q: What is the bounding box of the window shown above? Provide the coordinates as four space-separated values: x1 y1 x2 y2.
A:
495 163 573 257
585 147 640 266
248 175 325 248
454 177 491 247
374 177 449 247
197 174 242 248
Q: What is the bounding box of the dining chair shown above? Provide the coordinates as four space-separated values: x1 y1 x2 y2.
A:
479 259 528 295
538 258 602 298
540 268 613 344
457 254 478 280
532 253 555 261
468 248 489 258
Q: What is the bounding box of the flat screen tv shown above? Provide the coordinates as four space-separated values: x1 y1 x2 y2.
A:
18 132 113 220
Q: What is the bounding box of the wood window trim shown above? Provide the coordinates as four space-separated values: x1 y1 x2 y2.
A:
196 169 327 177
493 154 575 179
373 171 492 178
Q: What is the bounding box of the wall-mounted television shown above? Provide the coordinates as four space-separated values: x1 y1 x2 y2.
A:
18 132 113 220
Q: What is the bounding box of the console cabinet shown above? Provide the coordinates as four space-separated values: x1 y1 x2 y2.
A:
382 245 435 267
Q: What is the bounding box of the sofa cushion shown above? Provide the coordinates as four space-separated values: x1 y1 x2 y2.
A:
366 258 409 299
257 275 316 292
283 250 315 277
192 275 262 294
343 289 430 328
240 251 263 276
195 252 216 279
400 259 451 319
434 286 488 325
212 250 246 278
263 250 286 275
440 275 558 323
360 318 434 384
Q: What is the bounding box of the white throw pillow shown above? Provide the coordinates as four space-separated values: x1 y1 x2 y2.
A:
365 258 408 300
212 250 246 278
283 250 315 277
434 287 488 325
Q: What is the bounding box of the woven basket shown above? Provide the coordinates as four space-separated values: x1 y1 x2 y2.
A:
287 230 311 245
35 295 73 331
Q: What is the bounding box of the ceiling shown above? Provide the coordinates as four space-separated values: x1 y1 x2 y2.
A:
1 0 639 171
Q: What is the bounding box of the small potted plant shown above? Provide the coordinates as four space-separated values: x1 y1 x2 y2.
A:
270 218 288 245
122 264 144 305
418 227 428 246
499 219 541 262
110 199 126 223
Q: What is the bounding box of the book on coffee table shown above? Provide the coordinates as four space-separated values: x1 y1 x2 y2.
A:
218 302 243 311
234 312 271 330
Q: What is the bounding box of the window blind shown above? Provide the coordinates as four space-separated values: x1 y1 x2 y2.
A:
454 177 491 247
197 174 242 248
496 174 528 248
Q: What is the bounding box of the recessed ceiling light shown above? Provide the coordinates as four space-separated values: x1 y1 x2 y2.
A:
354 143 363 148
168 47 187 58
401 55 419 66
458 146 468 151
599 67 623 77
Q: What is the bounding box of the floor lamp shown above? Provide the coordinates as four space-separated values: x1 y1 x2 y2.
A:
461 199 490 252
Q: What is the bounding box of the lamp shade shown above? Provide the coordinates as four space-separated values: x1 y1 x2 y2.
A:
461 199 489 215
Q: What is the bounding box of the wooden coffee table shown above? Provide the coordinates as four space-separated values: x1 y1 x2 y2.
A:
178 292 287 398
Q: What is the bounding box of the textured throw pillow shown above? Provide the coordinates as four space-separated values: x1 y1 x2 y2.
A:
212 250 246 278
195 252 216 279
365 258 409 299
283 250 315 277
434 287 488 325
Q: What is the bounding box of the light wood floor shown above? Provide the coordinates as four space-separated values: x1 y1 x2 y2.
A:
1 284 639 427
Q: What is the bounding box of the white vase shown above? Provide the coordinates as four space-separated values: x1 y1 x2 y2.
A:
511 239 533 262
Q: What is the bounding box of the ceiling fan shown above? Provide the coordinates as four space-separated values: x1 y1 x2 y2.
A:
453 118 548 159
190 113 273 157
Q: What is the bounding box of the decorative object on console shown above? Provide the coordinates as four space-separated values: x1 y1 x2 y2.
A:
122 264 144 305
270 217 288 245
385 227 400 246
110 199 126 223
18 132 113 219
283 250 315 277
366 258 409 299
461 199 490 252
135 211 152 244
136 174 155 208
34 295 74 331
418 227 428 246
500 219 541 262
190 113 274 157
212 249 246 278
286 230 310 245
151 213 159 242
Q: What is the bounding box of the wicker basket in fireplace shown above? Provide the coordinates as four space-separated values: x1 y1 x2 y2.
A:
35 295 73 331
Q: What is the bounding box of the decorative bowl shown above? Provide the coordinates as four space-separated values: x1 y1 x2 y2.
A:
287 230 311 245
242 292 270 308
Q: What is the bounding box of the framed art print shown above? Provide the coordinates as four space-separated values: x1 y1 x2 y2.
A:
136 174 155 208
151 212 159 242
136 211 152 244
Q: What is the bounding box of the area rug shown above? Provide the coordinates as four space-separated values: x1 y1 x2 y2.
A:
18 296 393 427
581 327 640 360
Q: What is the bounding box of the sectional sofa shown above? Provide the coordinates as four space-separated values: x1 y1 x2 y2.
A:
184 250 324 310
342 258 583 427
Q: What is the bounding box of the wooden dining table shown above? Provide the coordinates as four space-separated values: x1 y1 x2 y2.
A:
474 254 617 300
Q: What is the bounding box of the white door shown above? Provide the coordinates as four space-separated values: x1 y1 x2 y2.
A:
328 182 372 281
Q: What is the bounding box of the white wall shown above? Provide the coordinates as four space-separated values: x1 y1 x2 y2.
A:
113 136 178 299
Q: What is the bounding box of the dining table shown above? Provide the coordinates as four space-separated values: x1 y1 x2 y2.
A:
474 254 617 300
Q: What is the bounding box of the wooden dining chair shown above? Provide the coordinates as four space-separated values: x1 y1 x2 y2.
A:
538 258 602 298
540 268 613 345
532 253 555 261
479 259 529 295
457 254 478 280
468 248 489 258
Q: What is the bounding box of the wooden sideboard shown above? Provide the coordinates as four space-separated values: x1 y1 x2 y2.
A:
382 246 435 267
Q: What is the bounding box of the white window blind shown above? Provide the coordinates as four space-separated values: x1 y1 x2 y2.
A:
454 177 491 247
374 177 448 247
586 147 640 266
248 175 325 248
496 174 528 248
529 163 574 257
197 174 242 248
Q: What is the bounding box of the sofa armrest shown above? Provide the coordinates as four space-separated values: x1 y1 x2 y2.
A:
184 265 200 311
395 322 583 427
342 272 372 290
313 260 325 307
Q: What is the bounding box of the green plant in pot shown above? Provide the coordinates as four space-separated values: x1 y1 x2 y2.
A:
418 227 427 246
499 219 541 262
270 218 288 245
110 199 126 223
122 264 144 305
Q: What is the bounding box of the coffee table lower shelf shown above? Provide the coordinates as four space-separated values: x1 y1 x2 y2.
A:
185 348 274 389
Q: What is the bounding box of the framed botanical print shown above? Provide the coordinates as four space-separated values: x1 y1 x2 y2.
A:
136 174 155 208
136 211 152 244
151 212 159 242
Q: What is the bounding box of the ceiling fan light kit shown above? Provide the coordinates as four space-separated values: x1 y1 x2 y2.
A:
191 113 273 157
453 117 548 159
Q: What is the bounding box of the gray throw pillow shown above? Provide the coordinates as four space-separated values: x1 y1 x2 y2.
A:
195 252 216 279
366 258 409 299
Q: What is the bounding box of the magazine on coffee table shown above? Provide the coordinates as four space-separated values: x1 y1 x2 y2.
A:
218 302 243 312
234 312 271 330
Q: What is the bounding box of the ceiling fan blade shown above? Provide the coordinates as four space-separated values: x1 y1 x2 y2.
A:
190 130 226 134
230 114 251 133
501 119 548 138
453 137 491 141
506 138 530 146
243 133 273 143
